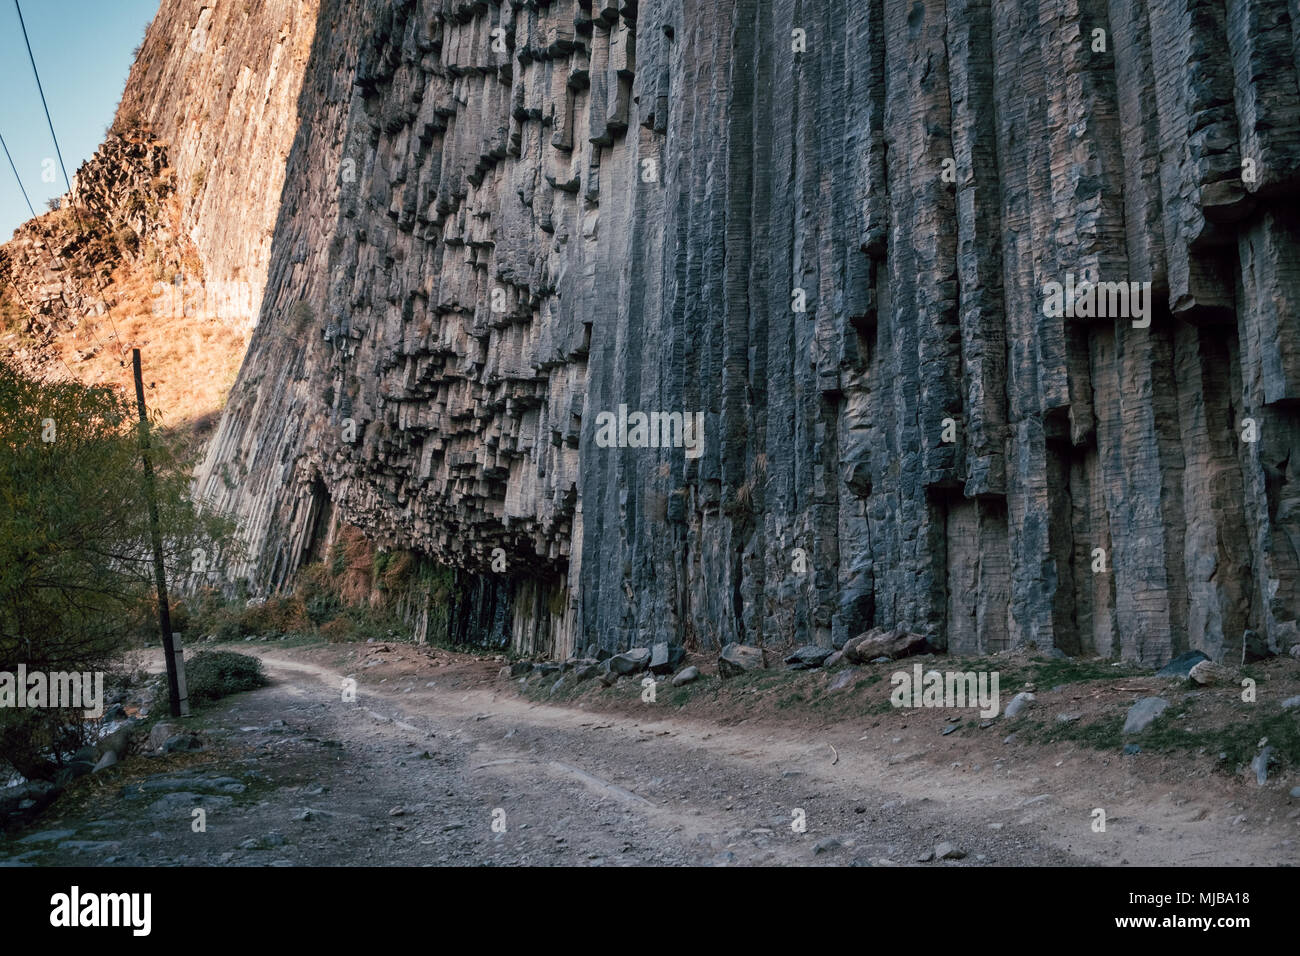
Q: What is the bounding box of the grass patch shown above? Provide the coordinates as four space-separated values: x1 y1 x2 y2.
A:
1019 714 1125 750
185 651 267 706
961 654 1144 690
1017 699 1300 776
1133 706 1300 769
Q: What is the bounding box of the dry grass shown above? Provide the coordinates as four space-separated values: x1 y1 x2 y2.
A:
333 525 379 606
42 204 250 454
5 176 251 457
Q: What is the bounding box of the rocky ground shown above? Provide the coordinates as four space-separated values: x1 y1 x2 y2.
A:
2 639 1297 867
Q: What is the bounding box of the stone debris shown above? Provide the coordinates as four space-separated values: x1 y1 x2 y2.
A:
718 644 766 677
1123 698 1170 735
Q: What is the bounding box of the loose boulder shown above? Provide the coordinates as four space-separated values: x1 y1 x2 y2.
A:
649 643 686 675
843 627 928 664
163 733 204 754
1243 629 1274 662
1252 746 1277 786
1155 650 1209 678
92 751 118 772
573 660 603 682
1188 660 1223 686
609 648 652 675
671 666 700 687
827 668 859 692
934 841 966 860
1003 692 1035 719
718 643 765 677
783 644 833 669
147 722 179 752
1123 697 1169 734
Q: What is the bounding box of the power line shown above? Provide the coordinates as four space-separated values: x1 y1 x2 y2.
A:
0 132 36 219
14 0 72 194
10 0 129 369
0 187 124 374
2 274 82 382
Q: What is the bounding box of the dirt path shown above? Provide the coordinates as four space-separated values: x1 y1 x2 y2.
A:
3 644 1296 866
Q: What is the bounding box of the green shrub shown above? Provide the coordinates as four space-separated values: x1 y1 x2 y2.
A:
0 359 232 779
185 651 267 705
329 541 348 577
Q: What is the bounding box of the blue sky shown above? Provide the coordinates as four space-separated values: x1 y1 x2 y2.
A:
1 0 160 239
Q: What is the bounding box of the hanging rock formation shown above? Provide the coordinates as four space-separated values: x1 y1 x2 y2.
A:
181 0 1300 667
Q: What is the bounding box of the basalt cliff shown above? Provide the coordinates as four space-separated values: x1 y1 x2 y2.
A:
52 0 1300 666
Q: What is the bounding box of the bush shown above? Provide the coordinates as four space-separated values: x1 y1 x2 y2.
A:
184 651 266 705
0 292 26 335
239 595 307 634
114 224 139 255
113 109 142 135
319 617 353 642
289 301 314 334
0 359 232 779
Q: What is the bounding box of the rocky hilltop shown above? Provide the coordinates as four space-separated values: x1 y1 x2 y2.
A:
0 0 318 435
123 0 1300 667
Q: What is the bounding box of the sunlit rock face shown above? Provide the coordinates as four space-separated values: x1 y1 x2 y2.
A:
1 0 318 382
195 0 1300 667
118 0 322 330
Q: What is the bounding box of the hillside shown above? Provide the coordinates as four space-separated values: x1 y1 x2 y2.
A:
0 0 318 446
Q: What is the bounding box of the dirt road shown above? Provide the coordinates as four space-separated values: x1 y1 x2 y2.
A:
3 643 1296 866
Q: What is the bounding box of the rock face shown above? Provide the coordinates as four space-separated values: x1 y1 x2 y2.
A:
175 0 1300 666
115 0 322 329
0 132 178 357
1 0 318 398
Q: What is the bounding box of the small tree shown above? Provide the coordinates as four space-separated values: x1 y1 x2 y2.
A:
0 359 233 780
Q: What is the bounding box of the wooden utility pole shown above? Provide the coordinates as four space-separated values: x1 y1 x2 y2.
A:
132 348 185 717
